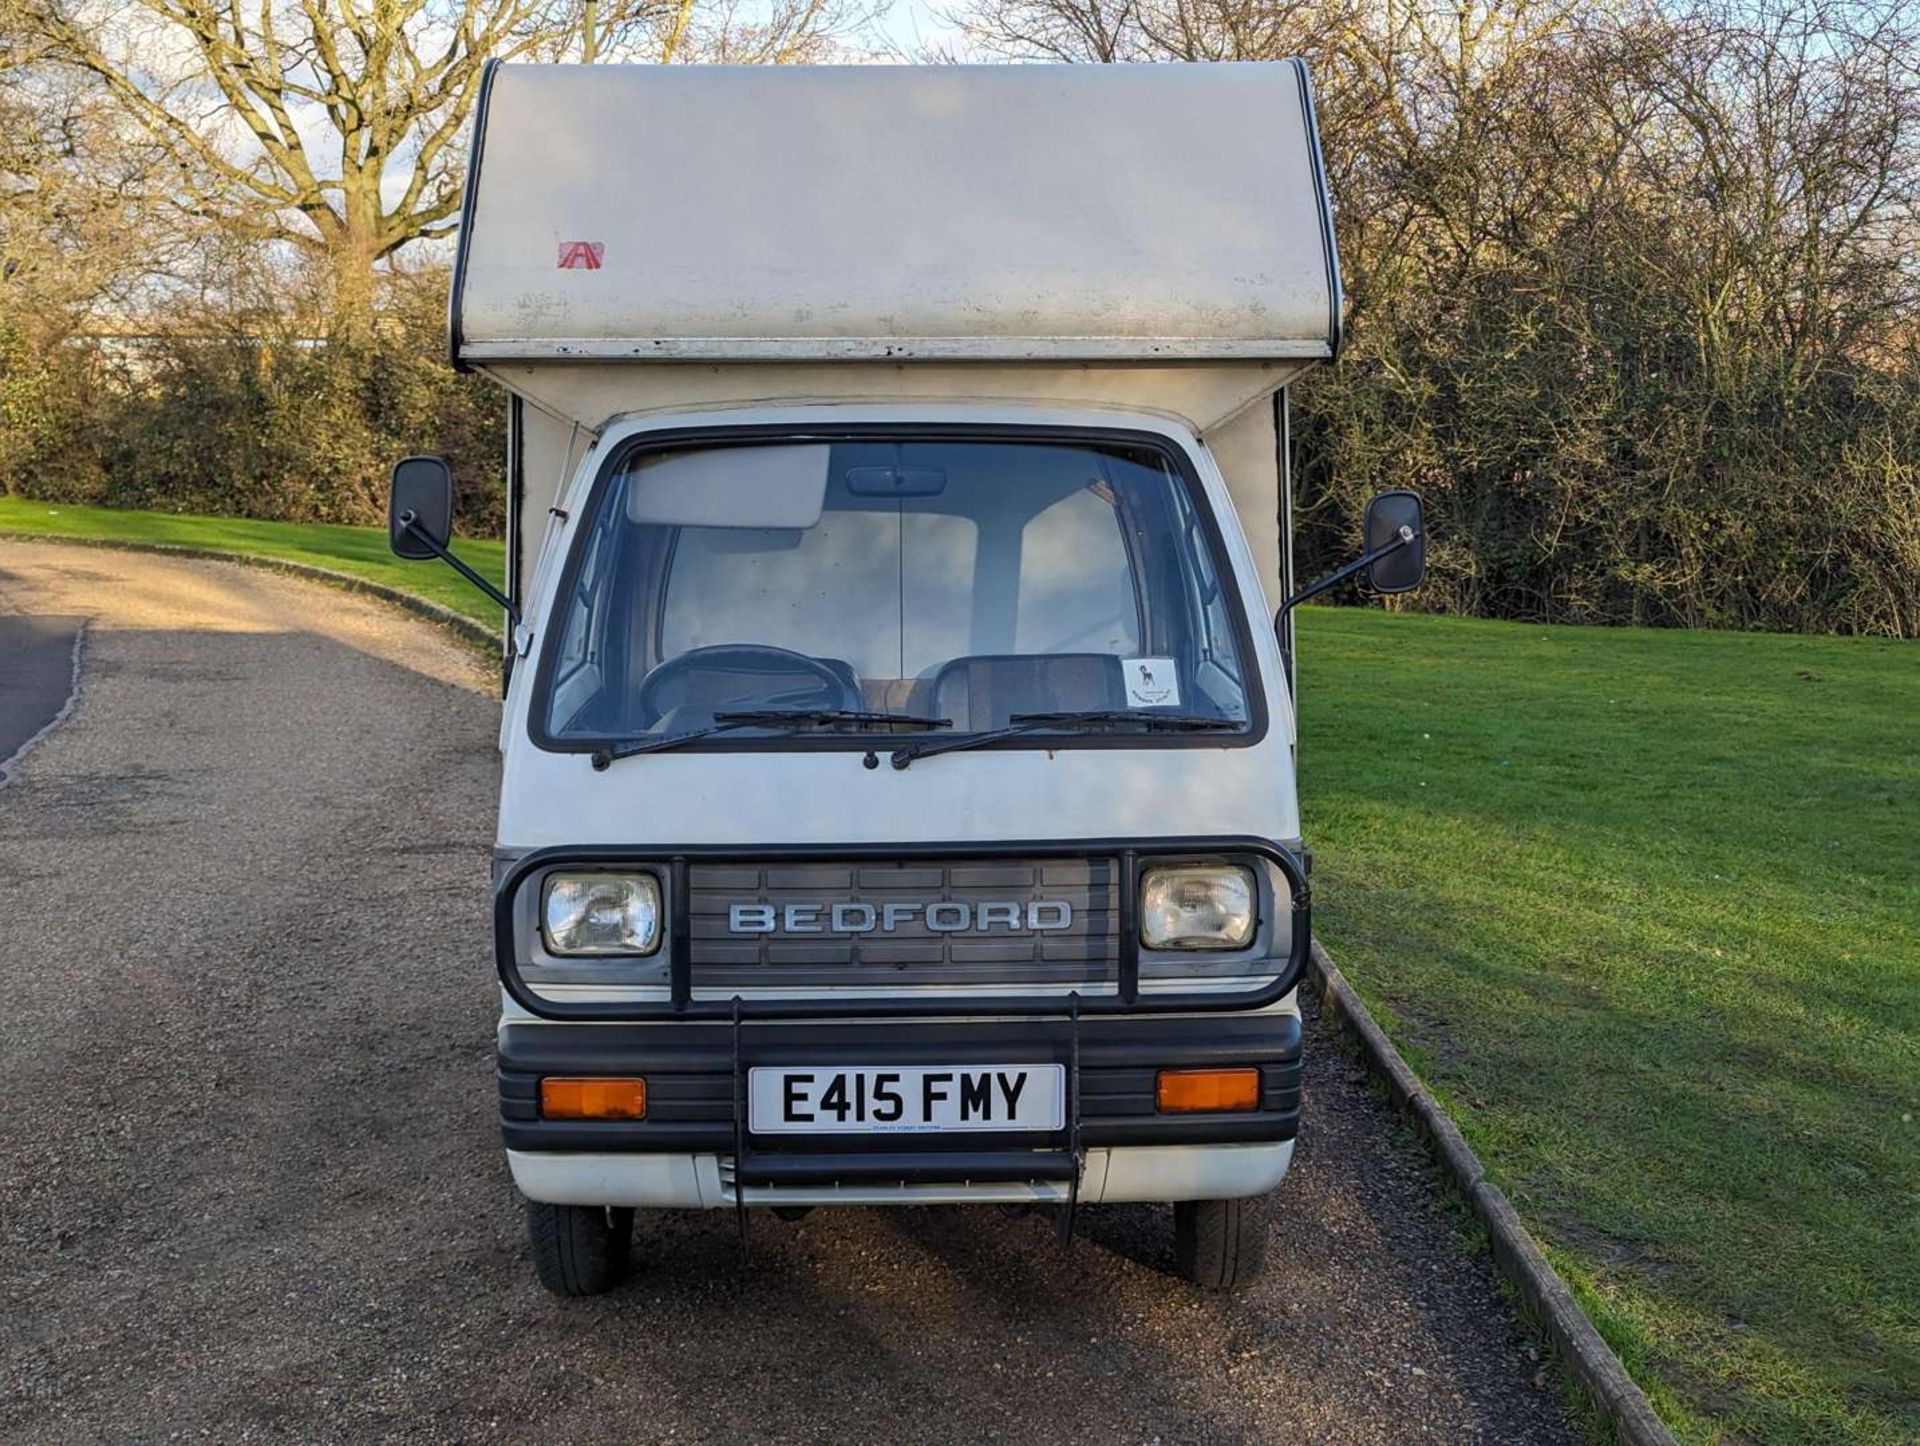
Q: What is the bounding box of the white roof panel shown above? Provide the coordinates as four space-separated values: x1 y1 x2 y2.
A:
452 61 1341 366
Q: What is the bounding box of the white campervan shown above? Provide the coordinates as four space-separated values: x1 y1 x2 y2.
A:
389 61 1424 1295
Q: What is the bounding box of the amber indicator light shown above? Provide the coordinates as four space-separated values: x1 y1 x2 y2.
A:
540 1076 648 1120
1156 1067 1260 1113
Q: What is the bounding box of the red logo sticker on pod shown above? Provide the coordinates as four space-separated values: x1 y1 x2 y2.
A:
557 241 605 270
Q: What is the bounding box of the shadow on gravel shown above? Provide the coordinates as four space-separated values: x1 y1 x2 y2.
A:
0 613 83 775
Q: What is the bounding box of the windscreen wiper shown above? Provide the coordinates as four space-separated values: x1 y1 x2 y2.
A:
717 708 950 731
889 709 1241 770
591 709 950 770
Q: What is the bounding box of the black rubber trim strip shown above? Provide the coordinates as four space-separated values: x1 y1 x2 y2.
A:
499 1008 1303 1073
1292 57 1345 363
494 835 1309 1021
497 1086 1304 1128
504 393 524 692
502 1111 1297 1155
668 856 691 1009
446 57 499 372
497 1078 1305 1124
1274 388 1296 697
734 1150 1079 1186
1118 848 1140 1003
497 1086 1303 1128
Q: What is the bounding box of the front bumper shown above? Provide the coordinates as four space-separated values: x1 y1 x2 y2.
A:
499 1009 1302 1206
507 1140 1296 1208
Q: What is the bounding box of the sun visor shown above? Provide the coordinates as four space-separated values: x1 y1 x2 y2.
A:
625 445 830 529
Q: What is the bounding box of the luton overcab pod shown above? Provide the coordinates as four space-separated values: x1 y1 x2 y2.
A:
453 62 1341 639
392 61 1420 1297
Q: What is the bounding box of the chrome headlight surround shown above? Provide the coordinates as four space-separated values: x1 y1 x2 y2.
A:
1139 864 1257 951
540 871 663 956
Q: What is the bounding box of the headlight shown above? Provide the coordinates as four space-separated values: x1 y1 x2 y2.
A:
541 872 661 956
1139 865 1256 951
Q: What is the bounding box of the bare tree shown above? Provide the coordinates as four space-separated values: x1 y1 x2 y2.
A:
1 73 157 320
9 0 875 332
1 33 180 482
938 0 1920 637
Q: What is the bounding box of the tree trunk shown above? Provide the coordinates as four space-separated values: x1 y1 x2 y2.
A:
322 226 381 341
327 257 376 341
322 171 387 341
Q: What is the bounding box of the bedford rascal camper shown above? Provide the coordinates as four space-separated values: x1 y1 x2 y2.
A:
389 60 1424 1294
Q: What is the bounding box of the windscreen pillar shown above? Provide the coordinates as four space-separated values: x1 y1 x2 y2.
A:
513 404 595 605
1206 401 1284 615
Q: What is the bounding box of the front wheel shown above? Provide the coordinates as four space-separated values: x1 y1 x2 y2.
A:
1174 1193 1269 1290
526 1200 634 1296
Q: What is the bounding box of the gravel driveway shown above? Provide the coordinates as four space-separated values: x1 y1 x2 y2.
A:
0 540 1577 1443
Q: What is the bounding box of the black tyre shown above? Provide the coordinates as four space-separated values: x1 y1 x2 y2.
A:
526 1200 634 1297
1174 1193 1269 1290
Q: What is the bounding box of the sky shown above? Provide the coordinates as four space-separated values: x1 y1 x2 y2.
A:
873 0 968 58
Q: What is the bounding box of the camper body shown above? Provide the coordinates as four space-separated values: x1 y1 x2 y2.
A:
393 61 1420 1295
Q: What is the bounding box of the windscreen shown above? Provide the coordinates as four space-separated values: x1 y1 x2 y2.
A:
538 437 1253 744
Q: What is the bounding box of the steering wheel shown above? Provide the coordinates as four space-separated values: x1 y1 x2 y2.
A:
636 644 859 726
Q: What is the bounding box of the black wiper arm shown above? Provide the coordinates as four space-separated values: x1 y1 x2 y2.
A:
593 709 951 770
592 717 779 768
890 710 1240 770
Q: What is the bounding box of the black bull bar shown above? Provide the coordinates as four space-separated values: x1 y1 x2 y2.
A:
493 835 1310 1023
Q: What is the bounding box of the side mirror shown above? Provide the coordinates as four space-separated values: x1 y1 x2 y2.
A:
385 454 520 625
1363 489 1426 593
1280 488 1428 617
389 455 455 560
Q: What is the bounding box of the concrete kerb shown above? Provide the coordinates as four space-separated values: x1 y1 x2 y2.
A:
0 532 500 654
1309 938 1676 1446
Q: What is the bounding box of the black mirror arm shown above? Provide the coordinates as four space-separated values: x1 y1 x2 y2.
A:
1279 526 1419 615
398 511 520 627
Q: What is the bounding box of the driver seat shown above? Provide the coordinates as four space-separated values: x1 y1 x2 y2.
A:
638 647 860 728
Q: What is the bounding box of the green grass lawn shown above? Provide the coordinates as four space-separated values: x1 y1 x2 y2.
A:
0 498 505 624
1297 607 1918 1443
4 501 1911 1440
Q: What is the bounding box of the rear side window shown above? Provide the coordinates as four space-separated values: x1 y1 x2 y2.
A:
1013 485 1142 655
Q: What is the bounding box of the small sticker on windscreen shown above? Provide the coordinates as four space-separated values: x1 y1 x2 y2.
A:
1123 658 1180 708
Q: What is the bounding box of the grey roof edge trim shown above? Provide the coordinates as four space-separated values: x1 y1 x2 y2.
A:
1292 58 1346 363
459 337 1336 364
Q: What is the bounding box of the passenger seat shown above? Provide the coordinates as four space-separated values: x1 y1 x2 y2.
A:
924 654 1126 732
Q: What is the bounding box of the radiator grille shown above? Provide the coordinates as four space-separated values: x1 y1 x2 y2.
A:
686 857 1119 989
